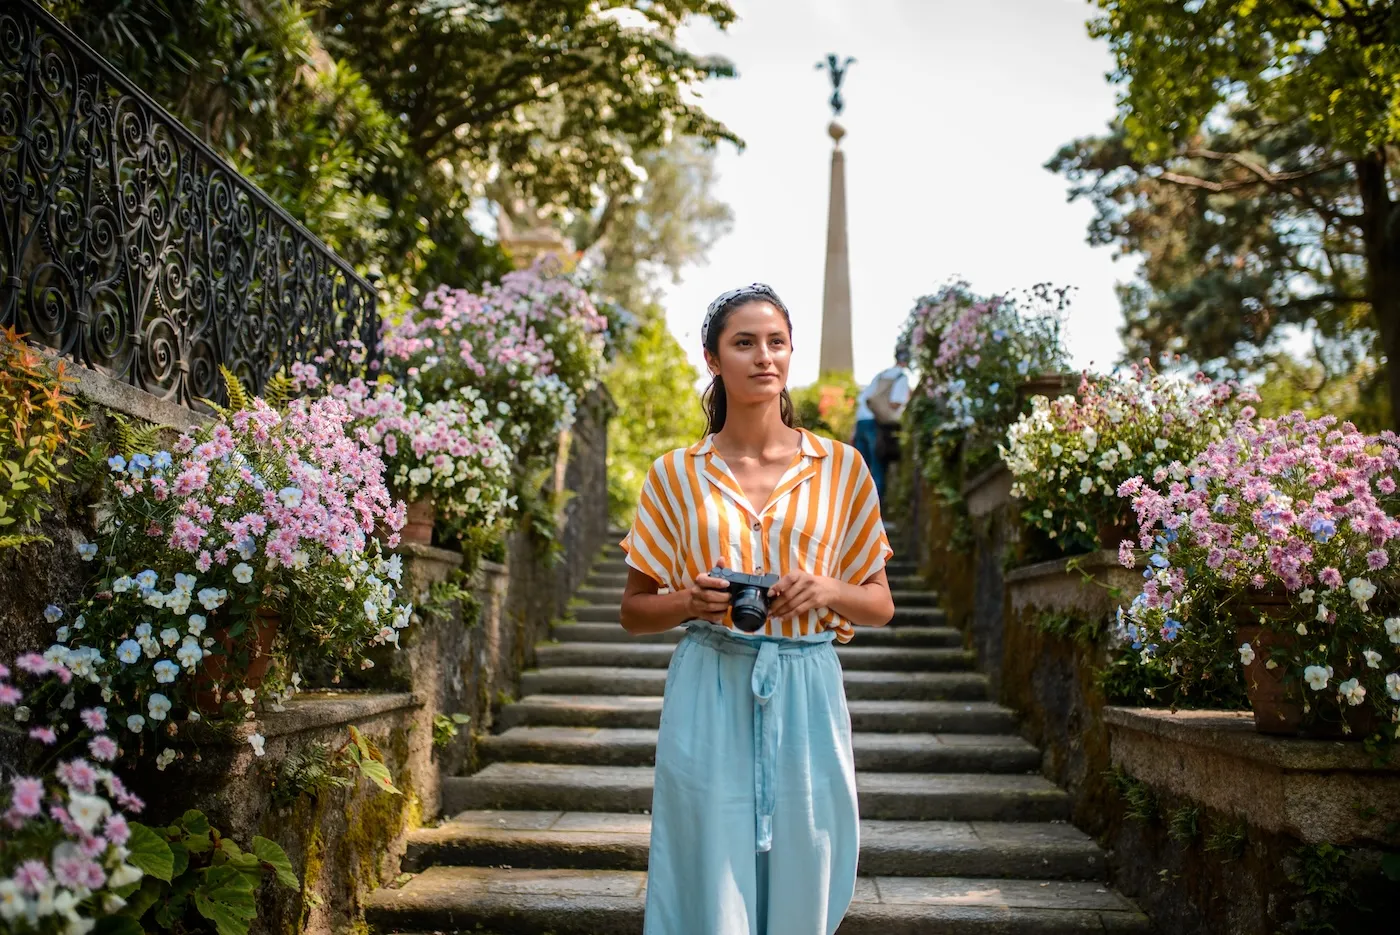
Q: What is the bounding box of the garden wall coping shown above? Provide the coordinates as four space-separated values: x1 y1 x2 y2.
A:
1005 550 1143 621
1105 706 1400 845
67 359 210 430
961 462 1012 520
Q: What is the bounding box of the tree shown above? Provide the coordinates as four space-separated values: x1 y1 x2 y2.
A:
1050 1 1400 425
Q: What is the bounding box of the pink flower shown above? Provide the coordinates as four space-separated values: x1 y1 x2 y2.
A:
0 683 21 705
9 776 44 816
80 707 107 731
88 736 118 762
56 759 98 794
1367 549 1389 570
1118 539 1135 568
14 859 51 893
104 812 131 845
1319 567 1343 589
28 727 57 745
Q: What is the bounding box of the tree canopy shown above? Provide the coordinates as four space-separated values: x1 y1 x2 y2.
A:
1050 0 1400 426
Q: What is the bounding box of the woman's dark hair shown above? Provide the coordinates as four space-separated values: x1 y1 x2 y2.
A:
701 291 795 436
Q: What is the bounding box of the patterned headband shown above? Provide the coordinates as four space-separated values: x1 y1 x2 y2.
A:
701 283 789 346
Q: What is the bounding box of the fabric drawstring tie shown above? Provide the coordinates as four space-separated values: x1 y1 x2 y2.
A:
683 621 836 853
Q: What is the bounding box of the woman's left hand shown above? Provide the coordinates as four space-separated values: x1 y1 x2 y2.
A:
767 571 839 619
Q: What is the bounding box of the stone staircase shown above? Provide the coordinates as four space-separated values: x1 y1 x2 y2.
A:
368 535 1150 933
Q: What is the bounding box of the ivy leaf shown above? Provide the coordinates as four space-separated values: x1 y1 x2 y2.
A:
126 822 175 882
194 865 258 935
252 836 299 889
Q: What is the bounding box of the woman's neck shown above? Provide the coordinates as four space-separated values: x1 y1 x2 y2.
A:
714 398 798 459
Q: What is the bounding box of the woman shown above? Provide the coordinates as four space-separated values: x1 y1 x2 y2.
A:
619 283 895 935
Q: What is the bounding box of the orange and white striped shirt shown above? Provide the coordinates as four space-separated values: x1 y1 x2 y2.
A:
621 428 892 643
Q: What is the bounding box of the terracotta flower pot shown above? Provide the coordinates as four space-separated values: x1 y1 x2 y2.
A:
194 607 281 712
1236 606 1378 739
402 496 436 545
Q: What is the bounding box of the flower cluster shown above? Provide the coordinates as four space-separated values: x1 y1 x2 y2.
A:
1002 364 1255 552
329 379 516 528
1116 411 1400 734
901 281 1069 481
380 258 607 464
1 662 147 935
22 394 413 760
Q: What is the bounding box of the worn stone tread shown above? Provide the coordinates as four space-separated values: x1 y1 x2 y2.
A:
534 642 974 672
498 695 1018 733
406 811 1104 880
481 726 1041 773
550 621 963 648
366 867 1149 934
520 666 983 700
443 764 1069 821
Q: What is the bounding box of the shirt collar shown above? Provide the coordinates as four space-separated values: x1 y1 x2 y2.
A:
688 428 830 460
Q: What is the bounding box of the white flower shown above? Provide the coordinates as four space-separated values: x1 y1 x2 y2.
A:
116 640 140 664
44 605 63 623
290 550 310 571
1386 618 1400 644
0 880 23 923
187 614 206 636
72 614 84 631
408 467 432 486
1238 643 1256 666
1338 677 1366 706
278 486 303 508
1303 665 1333 691
66 792 111 833
232 563 253 584
1315 603 1329 622
112 576 132 593
1297 623 1309 636
159 628 180 648
146 693 171 721
239 688 256 705
197 587 227 611
1298 589 1315 605
106 864 143 889
1387 672 1400 701
1348 577 1377 609
188 710 201 723
1364 649 1383 669
153 660 179 684
173 572 197 594
103 894 128 914
135 622 152 638
155 748 176 771
1079 477 1093 495
249 733 266 756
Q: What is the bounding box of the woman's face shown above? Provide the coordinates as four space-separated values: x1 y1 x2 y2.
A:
706 300 792 406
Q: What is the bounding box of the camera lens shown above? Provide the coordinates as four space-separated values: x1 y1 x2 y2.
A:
730 586 768 632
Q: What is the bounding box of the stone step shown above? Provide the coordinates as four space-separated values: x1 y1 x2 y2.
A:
366 867 1149 934
406 811 1104 880
519 667 985 701
550 621 964 648
571 603 947 625
574 587 939 609
584 571 930 591
481 727 1042 773
498 695 1019 734
443 764 1070 822
534 642 975 672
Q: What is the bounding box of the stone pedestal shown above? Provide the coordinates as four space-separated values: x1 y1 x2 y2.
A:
819 121 853 376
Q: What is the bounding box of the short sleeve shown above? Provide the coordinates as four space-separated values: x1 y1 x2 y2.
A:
621 460 679 588
837 455 893 585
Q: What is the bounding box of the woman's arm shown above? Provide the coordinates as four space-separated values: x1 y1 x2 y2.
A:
620 565 733 635
766 567 894 628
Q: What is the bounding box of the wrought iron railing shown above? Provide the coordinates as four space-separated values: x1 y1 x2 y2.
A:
0 0 379 405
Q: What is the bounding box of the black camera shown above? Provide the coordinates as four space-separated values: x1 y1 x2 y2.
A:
708 567 780 632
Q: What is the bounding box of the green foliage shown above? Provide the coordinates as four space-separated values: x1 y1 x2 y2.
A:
270 741 353 809
790 371 861 445
1204 817 1248 862
1167 806 1200 845
432 713 472 749
123 810 297 935
108 414 169 460
344 725 402 796
1030 608 1107 648
0 326 91 549
424 570 482 628
604 304 705 523
50 0 740 299
1105 766 1157 822
1053 0 1400 426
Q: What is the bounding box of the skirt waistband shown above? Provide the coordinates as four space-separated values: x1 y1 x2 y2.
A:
682 621 836 655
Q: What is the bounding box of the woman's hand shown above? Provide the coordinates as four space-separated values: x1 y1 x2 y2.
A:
766 570 839 619
687 557 733 624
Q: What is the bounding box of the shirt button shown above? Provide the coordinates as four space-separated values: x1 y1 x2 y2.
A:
752 521 761 530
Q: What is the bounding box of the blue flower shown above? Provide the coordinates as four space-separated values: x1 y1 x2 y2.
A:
1310 518 1336 543
152 451 173 471
1162 618 1181 641
988 382 1000 394
135 569 159 591
107 455 127 473
1150 554 1169 568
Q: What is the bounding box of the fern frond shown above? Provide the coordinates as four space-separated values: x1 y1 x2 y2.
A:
219 365 250 412
263 372 297 409
109 413 168 458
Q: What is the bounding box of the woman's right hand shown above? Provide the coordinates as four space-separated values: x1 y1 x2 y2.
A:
687 557 732 623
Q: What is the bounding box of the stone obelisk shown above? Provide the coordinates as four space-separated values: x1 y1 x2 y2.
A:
818 122 853 375
816 54 855 376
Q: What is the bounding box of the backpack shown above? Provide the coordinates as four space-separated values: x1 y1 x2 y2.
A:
866 371 903 425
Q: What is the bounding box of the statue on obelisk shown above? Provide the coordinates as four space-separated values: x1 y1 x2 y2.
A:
815 54 855 375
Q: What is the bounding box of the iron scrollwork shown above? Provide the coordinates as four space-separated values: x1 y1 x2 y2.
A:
0 0 378 405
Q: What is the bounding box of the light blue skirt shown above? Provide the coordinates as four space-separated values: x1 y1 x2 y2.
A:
644 623 859 935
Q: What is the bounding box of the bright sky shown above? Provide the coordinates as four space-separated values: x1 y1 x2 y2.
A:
661 0 1129 389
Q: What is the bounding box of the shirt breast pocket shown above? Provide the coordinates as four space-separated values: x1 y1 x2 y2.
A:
787 525 829 574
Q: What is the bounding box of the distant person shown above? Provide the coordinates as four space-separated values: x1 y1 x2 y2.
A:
853 347 912 501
